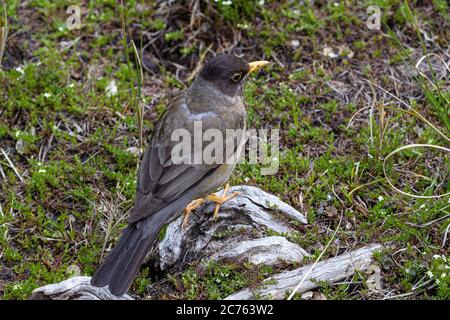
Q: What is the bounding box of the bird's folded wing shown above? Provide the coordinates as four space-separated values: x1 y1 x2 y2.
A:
128 97 243 223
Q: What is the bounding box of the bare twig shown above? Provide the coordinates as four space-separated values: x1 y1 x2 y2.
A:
0 148 24 183
415 53 449 90
0 161 6 180
405 209 450 228
287 212 343 300
346 106 371 129
442 223 450 248
186 44 213 83
38 133 54 163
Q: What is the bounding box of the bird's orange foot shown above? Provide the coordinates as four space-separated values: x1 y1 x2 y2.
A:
183 198 205 227
206 183 239 219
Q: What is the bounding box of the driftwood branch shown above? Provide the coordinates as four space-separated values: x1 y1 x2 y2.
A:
225 243 383 300
30 276 132 300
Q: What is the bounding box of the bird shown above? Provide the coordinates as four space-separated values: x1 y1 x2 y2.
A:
90 54 269 296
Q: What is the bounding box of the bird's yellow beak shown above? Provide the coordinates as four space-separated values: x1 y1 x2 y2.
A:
248 61 270 74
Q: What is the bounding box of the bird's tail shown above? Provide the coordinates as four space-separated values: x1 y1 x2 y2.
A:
90 216 163 296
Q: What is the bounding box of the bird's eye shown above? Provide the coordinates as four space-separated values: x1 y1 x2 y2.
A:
231 73 242 82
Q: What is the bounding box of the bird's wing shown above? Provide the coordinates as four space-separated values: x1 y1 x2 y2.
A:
128 96 244 223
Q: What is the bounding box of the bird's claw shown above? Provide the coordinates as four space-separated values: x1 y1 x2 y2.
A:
183 198 205 228
182 184 240 227
206 183 239 219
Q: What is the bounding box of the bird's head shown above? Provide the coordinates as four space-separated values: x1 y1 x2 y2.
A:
199 54 269 97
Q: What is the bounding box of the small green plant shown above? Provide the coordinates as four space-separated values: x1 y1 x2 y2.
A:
164 30 184 42
214 0 260 24
426 254 450 299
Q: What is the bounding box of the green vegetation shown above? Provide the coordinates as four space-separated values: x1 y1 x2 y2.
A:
0 0 449 300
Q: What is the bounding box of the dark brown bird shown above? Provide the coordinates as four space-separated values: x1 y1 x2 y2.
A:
91 54 269 296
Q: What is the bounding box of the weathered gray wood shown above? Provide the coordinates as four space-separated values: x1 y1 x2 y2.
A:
209 236 309 265
149 185 308 271
225 243 383 300
29 244 383 300
30 276 132 300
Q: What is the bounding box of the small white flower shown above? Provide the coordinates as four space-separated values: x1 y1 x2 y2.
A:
58 25 65 32
368 153 373 159
15 66 25 74
378 195 384 202
433 254 442 260
68 83 75 88
436 279 440 285
327 194 333 201
258 0 265 5
15 130 23 138
426 271 433 278
38 169 47 173
291 39 300 48
323 46 338 58
441 273 447 278
43 92 52 98
37 162 42 166
106 80 118 97
244 177 250 183
221 0 232 5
